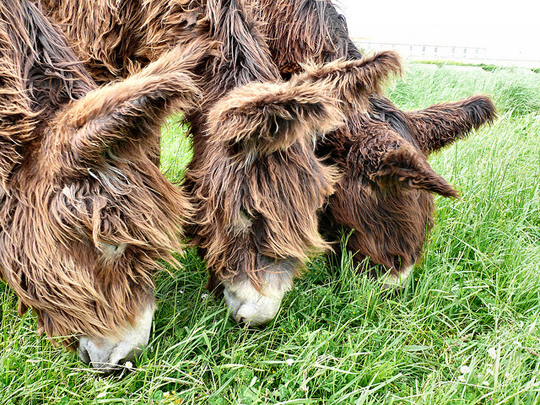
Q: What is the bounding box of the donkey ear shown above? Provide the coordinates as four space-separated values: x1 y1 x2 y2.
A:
372 142 458 197
406 95 497 154
295 50 403 113
207 79 345 154
59 42 208 163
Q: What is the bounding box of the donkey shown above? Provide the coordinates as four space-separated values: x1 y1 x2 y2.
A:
244 0 497 284
175 1 411 326
35 0 496 322
0 0 211 372
316 94 496 285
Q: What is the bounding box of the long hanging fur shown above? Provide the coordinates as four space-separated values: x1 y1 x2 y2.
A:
35 0 497 281
36 0 343 291
185 0 342 290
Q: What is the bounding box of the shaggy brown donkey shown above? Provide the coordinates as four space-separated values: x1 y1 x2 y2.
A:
0 0 210 372
36 0 496 318
179 1 408 325
317 95 496 284
245 0 497 284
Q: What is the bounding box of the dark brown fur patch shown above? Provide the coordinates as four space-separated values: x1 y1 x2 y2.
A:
317 94 496 275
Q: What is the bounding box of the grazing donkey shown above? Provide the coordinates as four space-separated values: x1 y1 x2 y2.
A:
36 0 496 324
244 0 497 284
176 1 408 326
0 0 211 372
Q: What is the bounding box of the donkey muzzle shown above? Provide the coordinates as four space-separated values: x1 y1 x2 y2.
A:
78 304 154 374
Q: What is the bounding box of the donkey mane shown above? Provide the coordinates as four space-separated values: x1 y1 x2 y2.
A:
246 0 362 76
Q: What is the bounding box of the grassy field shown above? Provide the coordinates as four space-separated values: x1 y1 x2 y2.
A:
2 63 540 404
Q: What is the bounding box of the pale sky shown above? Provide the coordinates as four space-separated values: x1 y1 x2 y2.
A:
335 0 540 60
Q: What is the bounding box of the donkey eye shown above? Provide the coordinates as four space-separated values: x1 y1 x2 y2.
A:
97 241 127 258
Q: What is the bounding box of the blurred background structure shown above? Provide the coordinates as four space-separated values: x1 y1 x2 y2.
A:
337 0 540 68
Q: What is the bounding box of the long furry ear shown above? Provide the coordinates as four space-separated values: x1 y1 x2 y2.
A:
207 80 345 154
59 41 209 163
294 51 403 113
350 119 458 197
373 142 458 197
405 95 497 154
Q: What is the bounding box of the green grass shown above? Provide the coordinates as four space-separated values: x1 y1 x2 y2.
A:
2 64 540 404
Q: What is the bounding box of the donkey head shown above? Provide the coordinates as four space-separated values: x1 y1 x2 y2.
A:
320 94 496 285
0 0 206 372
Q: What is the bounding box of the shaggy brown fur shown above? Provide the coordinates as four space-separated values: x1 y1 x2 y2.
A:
183 0 342 290
317 95 496 274
38 0 210 84
243 0 363 74
183 1 415 292
36 0 346 291
35 0 497 285
0 0 208 343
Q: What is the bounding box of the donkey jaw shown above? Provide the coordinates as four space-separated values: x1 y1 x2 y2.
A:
78 304 154 373
223 271 294 327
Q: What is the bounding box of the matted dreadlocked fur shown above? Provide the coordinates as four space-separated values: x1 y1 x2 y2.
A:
35 0 496 290
35 0 403 291
165 0 410 290
172 0 354 290
0 0 209 343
